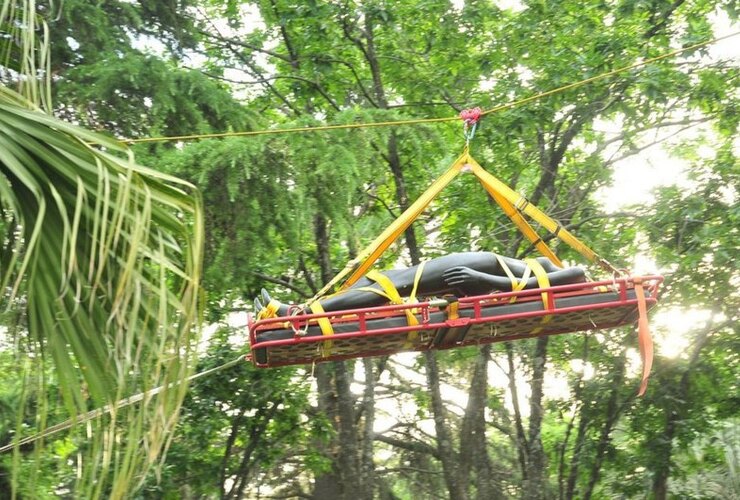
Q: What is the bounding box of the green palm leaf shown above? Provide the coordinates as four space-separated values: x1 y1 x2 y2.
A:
0 11 204 494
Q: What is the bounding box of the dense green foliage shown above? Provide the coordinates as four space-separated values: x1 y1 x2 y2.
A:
1 0 738 498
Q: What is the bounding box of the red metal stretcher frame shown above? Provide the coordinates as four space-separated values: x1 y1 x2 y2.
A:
247 275 663 368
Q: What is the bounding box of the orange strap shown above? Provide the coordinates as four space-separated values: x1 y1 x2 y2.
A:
634 277 653 396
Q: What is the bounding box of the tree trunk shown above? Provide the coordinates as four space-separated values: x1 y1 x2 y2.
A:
425 351 467 500
345 10 421 266
505 342 529 485
558 336 589 500
564 412 589 500
582 351 626 500
311 212 359 500
460 345 503 499
651 326 713 499
360 357 377 500
523 336 551 499
312 364 343 500
386 132 421 265
335 361 363 498
314 212 333 284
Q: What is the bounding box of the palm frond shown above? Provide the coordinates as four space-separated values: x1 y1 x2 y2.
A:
0 82 203 497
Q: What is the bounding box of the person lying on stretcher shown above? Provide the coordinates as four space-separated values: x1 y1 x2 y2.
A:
254 251 586 318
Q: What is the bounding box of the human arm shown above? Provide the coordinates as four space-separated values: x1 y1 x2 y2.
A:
442 265 586 295
442 266 510 295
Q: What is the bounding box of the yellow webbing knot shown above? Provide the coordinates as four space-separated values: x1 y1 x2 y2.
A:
496 254 531 303
524 258 552 334
257 299 282 320
309 301 334 358
409 261 427 305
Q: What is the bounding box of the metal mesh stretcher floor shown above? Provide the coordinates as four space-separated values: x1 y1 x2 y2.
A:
248 276 662 368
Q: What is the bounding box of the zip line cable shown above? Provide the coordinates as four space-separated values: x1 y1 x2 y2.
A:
123 31 738 145
3 30 737 456
0 355 246 454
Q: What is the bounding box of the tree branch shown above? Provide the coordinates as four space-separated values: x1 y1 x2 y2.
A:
606 122 705 166
373 434 441 460
197 9 301 115
251 271 310 298
196 28 293 62
312 56 378 107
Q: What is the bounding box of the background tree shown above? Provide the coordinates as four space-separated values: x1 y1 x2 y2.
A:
1 0 737 498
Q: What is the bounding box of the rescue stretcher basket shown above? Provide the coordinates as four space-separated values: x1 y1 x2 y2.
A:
247 275 662 368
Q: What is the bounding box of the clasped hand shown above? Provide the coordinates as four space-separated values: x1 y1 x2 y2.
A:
442 266 495 295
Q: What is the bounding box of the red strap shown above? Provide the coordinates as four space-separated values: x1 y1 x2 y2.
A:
634 277 653 396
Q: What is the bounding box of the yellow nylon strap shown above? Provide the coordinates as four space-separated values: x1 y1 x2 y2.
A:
485 185 562 266
409 261 427 304
355 287 392 300
305 152 467 306
309 301 334 358
366 271 405 304
307 151 614 310
466 156 616 274
525 258 552 334
366 270 420 347
257 300 281 320
496 254 531 303
335 152 469 293
406 261 427 346
446 298 460 320
446 300 459 320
